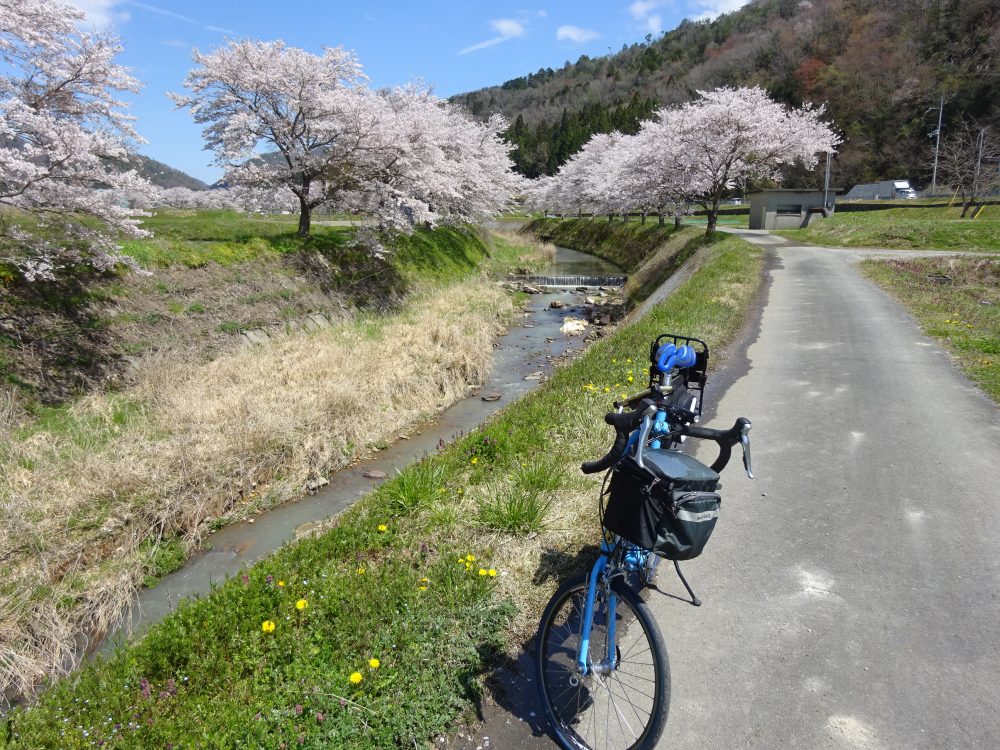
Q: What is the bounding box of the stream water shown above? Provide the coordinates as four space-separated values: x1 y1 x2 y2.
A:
97 246 623 654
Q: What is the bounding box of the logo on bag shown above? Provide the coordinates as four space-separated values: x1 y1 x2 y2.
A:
676 508 719 523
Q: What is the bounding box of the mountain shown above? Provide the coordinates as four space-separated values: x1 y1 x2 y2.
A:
121 154 208 190
452 0 1000 188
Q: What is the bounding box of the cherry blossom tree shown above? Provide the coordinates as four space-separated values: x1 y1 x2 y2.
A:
173 42 520 239
666 87 841 233
335 85 522 230
172 41 369 238
0 0 151 281
528 86 840 236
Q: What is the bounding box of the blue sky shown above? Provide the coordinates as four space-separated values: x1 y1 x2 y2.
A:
71 1 748 183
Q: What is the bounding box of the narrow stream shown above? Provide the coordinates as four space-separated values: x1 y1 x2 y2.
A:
98 246 623 654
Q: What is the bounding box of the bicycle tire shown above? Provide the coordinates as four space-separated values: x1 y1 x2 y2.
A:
535 573 670 750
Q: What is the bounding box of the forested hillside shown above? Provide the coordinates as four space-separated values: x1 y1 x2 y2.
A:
122 154 208 190
453 0 1000 187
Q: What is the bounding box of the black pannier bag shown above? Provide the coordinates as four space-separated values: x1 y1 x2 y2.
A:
602 449 721 560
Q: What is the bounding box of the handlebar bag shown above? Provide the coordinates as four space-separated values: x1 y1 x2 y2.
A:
603 450 721 560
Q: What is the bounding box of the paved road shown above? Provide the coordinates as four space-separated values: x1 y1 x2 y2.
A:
651 231 1000 748
450 232 1000 749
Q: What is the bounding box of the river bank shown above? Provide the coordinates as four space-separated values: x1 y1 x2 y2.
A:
1 226 764 749
0 220 554 702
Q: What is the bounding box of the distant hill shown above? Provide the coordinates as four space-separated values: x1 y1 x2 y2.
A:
120 154 208 190
452 0 1000 188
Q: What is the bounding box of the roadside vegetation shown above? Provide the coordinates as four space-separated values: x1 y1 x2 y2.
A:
860 256 1000 402
777 204 1000 253
524 216 678 271
0 232 763 749
0 212 552 700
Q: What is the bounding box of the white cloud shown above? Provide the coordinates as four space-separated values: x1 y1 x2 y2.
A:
161 38 189 48
556 25 600 43
128 1 197 24
68 0 129 29
459 18 526 54
646 14 663 33
629 0 661 19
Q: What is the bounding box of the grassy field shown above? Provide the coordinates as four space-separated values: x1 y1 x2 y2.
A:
0 233 764 749
777 204 1000 252
860 256 1000 402
0 214 554 701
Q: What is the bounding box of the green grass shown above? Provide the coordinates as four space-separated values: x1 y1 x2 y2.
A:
477 486 552 535
120 210 353 268
776 205 1000 252
0 233 763 750
860 256 1000 402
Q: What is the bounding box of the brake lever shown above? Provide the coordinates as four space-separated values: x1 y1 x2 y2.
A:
738 419 753 479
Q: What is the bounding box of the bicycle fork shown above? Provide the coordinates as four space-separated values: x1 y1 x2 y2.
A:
576 554 613 677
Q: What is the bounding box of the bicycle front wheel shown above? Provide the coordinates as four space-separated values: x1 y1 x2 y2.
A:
535 574 670 750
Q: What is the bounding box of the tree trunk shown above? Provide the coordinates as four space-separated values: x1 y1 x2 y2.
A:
297 195 312 238
658 214 665 227
641 212 647 225
674 215 682 230
705 198 720 236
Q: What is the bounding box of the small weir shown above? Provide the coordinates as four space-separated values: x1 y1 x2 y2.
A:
516 274 627 288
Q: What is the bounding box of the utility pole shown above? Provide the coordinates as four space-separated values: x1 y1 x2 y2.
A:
931 96 944 195
823 151 832 209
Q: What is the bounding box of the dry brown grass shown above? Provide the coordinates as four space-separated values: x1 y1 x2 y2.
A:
0 277 513 696
490 230 557 268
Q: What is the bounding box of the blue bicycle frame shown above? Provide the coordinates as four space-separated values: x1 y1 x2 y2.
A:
575 540 648 674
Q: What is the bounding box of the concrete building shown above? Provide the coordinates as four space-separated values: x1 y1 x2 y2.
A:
748 189 836 230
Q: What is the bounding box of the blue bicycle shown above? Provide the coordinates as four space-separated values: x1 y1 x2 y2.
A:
534 335 753 750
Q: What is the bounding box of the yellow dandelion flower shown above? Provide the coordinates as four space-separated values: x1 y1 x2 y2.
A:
377 524 388 533
356 567 365 575
295 599 308 611
627 376 634 383
488 569 497 577
465 562 471 570
478 568 487 576
369 658 380 669
470 456 478 465
261 620 276 633
604 387 610 393
466 554 475 562
420 577 429 584
418 585 428 591
349 672 363 685
277 580 285 588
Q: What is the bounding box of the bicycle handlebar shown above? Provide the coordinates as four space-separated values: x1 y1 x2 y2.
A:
580 401 652 474
581 404 753 478
681 417 753 476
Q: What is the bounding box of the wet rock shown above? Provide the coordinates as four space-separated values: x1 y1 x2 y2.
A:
549 300 564 309
305 476 329 493
363 470 387 479
481 392 502 402
576 286 588 292
524 371 544 381
522 285 541 294
560 317 588 335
